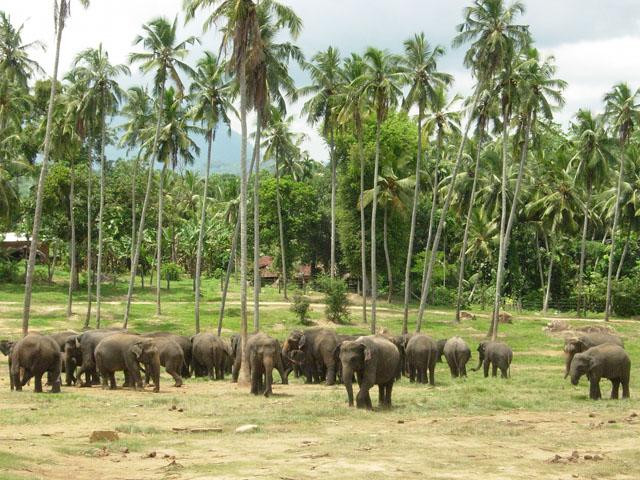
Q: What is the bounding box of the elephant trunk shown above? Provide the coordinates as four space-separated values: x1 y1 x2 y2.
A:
471 353 483 372
564 353 572 379
263 356 274 397
342 365 354 407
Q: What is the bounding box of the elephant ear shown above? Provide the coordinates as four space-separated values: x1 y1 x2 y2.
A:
333 344 341 362
299 334 307 349
75 336 81 349
363 345 372 362
131 342 143 360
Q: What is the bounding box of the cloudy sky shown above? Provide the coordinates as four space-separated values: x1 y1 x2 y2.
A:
6 0 640 162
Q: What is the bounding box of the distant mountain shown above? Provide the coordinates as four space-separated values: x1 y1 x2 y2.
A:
108 129 249 176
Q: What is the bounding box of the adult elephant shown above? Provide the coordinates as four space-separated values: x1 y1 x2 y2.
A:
95 334 160 392
49 331 79 386
443 337 471 378
569 344 630 400
66 329 123 387
283 328 339 385
472 341 512 378
564 333 623 378
337 335 399 410
244 332 288 397
10 334 61 393
435 338 448 363
405 334 437 385
145 337 184 387
191 332 229 380
143 332 192 378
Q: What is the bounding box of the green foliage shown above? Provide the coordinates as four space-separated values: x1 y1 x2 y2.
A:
0 258 19 282
612 276 640 317
289 291 311 324
430 286 457 307
315 275 350 323
161 262 182 290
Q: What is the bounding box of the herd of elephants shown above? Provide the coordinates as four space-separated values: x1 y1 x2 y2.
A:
0 324 632 409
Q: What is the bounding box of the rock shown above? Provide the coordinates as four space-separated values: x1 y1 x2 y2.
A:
460 311 476 321
584 454 593 460
630 412 638 418
608 419 616 424
145 451 156 458
170 405 177 411
120 447 129 454
498 312 513 324
235 424 259 434
178 408 184 412
397 420 405 424
593 454 603 461
90 431 119 443
588 413 596 417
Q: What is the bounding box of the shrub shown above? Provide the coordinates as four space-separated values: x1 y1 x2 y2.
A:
430 286 457 307
612 277 640 317
161 262 182 290
316 275 350 323
290 291 311 324
0 258 19 282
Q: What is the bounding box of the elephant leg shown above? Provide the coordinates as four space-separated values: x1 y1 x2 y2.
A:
365 389 373 410
461 364 467 377
250 363 261 395
101 370 109 389
304 363 313 384
378 384 385 406
325 363 336 386
500 364 508 379
622 379 630 399
34 374 43 393
386 382 394 408
429 364 435 386
355 387 367 409
264 361 274 397
611 379 620 399
167 366 183 388
109 372 117 390
483 360 490 378
448 363 456 378
409 364 415 383
491 363 498 377
589 379 600 400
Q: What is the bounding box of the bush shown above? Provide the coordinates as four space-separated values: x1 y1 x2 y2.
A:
290 291 311 324
161 262 182 290
612 277 640 317
0 258 19 282
430 286 457 307
316 275 350 323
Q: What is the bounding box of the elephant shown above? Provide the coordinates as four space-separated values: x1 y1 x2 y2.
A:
435 338 448 363
66 329 123 387
244 332 288 397
144 337 184 387
337 335 400 410
0 340 15 387
49 331 80 386
380 333 408 381
10 334 61 393
191 333 229 380
282 328 339 385
443 337 471 378
95 334 160 392
569 343 630 400
232 333 287 386
143 332 192 378
405 334 438 385
564 333 623 378
472 341 512 378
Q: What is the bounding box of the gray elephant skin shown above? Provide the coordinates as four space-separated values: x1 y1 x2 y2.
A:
145 336 185 387
95 334 160 392
49 330 79 386
144 332 192 378
405 334 437 385
569 343 630 400
244 332 288 397
283 328 339 385
10 334 61 393
473 341 512 378
338 335 400 410
564 333 623 378
443 337 471 378
191 332 229 380
66 329 123 387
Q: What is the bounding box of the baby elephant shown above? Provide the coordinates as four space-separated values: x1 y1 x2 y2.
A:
443 337 471 378
473 341 512 378
10 334 61 393
569 344 630 400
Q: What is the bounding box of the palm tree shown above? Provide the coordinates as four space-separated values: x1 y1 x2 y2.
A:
22 0 89 336
337 53 368 323
603 83 640 321
301 46 343 279
399 32 451 334
0 12 44 89
73 44 129 327
189 51 233 333
124 16 197 327
357 47 403 332
570 109 613 316
361 168 413 302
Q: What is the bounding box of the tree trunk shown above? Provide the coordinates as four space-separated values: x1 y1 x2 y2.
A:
489 111 533 340
252 114 262 331
402 110 422 333
415 86 481 332
22 5 65 336
383 203 392 303
605 142 625 321
330 127 336 278
275 155 288 300
455 127 484 322
66 154 76 317
123 80 166 328
358 123 368 325
615 226 631 281
370 119 382 334
535 230 546 294
155 162 167 316
131 154 138 270
85 140 93 328
543 234 553 313
576 184 591 317
95 105 107 328
195 128 216 334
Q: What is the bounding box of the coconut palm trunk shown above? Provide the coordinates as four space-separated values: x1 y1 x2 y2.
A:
252 114 262 331
155 162 167 316
85 141 93 328
95 103 107 328
66 154 76 317
275 155 288 300
370 119 382 333
383 203 393 302
123 81 165 328
131 154 138 269
542 235 554 313
195 128 216 333
605 154 623 321
330 127 336 278
358 124 368 324
415 87 481 332
455 131 484 322
576 183 591 317
615 226 630 281
536 231 546 294
22 6 65 336
402 110 422 333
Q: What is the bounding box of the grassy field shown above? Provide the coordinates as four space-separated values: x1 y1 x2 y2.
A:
0 273 639 479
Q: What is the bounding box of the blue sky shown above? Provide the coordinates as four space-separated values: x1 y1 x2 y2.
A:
7 0 640 163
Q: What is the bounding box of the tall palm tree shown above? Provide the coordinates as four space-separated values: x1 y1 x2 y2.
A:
301 46 343 279
337 53 369 323
0 12 44 89
358 47 403 333
399 32 451 334
22 0 89 336
73 44 129 327
603 83 640 321
570 109 613 316
189 51 233 333
124 16 197 327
